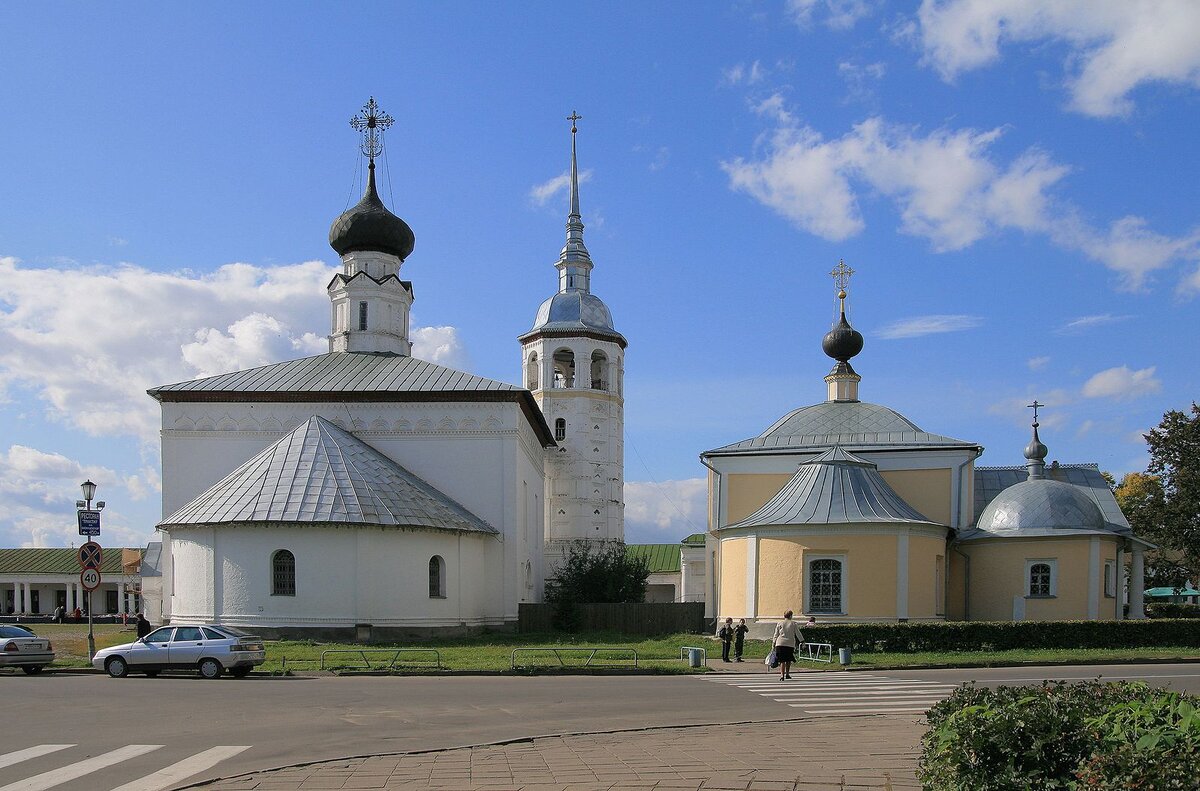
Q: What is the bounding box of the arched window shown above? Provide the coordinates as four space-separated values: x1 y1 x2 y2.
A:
357 301 368 331
554 418 567 442
808 557 843 613
552 348 575 388
1028 561 1054 597
526 352 539 390
429 555 447 598
590 350 608 390
272 550 295 596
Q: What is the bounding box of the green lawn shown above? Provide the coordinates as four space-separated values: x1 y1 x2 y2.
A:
23 624 1200 674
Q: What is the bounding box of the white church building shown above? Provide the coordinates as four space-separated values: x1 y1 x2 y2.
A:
147 101 625 637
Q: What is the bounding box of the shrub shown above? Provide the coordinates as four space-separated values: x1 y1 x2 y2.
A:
800 618 1200 654
919 681 1200 790
1146 602 1200 619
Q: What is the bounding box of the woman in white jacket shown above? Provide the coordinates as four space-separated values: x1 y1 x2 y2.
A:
772 610 803 680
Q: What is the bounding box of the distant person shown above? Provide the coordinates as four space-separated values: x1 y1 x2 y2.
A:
135 613 151 639
72 606 82 622
53 605 65 624
733 618 749 662
717 617 734 662
773 610 803 681
805 615 816 627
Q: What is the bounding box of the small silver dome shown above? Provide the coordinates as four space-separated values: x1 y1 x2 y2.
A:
973 479 1107 537
530 291 620 336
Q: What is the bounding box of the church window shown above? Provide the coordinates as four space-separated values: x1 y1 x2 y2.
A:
527 352 539 390
358 301 368 331
1026 560 1055 598
1104 560 1116 598
271 550 296 596
555 419 566 441
590 350 608 390
429 555 447 598
807 557 844 614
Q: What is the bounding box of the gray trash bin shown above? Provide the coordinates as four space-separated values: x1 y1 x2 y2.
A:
838 647 852 665
687 648 704 668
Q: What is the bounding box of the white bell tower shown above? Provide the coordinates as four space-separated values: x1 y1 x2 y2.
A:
519 112 627 572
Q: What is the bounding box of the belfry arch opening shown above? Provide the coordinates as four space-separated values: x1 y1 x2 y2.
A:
526 352 539 390
552 348 575 388
590 350 609 391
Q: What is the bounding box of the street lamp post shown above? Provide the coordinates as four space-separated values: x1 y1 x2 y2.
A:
78 479 102 660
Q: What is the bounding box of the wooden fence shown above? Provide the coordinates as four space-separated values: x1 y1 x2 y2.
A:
518 602 707 636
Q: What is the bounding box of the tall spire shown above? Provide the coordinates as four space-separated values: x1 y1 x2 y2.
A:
557 110 593 292
1024 400 1049 480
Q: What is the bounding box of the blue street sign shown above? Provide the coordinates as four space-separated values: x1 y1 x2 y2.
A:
77 510 101 537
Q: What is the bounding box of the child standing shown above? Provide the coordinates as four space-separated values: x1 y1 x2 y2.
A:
717 617 734 662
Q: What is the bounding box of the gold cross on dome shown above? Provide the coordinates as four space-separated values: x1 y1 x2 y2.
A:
350 97 394 162
830 259 854 292
567 110 582 134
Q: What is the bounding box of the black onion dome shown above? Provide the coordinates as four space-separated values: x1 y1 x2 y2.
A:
822 313 864 362
329 165 415 261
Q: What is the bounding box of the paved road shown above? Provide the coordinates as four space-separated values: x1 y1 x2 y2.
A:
3 663 1196 790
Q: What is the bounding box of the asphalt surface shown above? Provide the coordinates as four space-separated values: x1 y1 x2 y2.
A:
3 662 1197 790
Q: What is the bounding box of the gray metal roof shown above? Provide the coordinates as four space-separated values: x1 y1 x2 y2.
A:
967 463 1131 539
706 401 979 456
725 446 942 530
159 416 497 534
523 291 626 345
148 352 519 397
140 542 163 578
963 478 1113 540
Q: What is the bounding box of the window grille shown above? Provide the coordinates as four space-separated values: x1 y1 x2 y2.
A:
272 550 296 596
429 555 446 598
358 301 368 331
555 419 566 441
809 558 843 613
1029 562 1052 597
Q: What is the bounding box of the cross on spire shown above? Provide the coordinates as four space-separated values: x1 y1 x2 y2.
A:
567 110 582 134
1027 399 1044 426
350 97 394 163
830 259 854 293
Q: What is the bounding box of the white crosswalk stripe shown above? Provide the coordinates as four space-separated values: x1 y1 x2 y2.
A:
699 671 958 715
0 744 251 791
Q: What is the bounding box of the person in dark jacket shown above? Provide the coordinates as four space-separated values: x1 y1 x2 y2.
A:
717 617 734 662
733 618 750 662
135 613 152 639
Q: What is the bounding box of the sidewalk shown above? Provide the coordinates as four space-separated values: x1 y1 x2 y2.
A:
192 716 924 791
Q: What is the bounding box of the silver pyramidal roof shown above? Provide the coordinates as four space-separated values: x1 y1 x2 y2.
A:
705 401 979 456
159 415 497 534
726 446 941 530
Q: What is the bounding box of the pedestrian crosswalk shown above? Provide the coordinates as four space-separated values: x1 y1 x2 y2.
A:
699 671 959 715
0 744 250 791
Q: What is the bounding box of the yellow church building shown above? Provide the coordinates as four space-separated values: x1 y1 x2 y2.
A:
702 266 1149 626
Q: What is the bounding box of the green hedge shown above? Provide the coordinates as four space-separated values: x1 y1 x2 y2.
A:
801 618 1200 653
918 681 1200 790
1147 602 1200 619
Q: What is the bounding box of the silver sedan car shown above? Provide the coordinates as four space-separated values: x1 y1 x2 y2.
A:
0 625 55 674
93 624 266 679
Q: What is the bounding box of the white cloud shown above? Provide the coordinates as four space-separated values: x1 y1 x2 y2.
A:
723 60 766 85
0 445 149 548
723 113 1200 286
624 478 706 541
1179 265 1200 298
1056 313 1132 334
1027 356 1050 371
411 325 468 369
0 257 465 445
877 314 983 339
838 60 887 104
917 0 1200 118
529 169 593 206
788 0 881 30
1082 365 1162 401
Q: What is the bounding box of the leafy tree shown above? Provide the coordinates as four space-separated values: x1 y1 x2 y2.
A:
545 541 650 604
1121 403 1200 589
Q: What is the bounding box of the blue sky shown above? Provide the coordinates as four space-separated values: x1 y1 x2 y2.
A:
1 1 1198 548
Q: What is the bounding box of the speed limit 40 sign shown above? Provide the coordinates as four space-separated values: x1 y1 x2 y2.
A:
80 568 102 592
